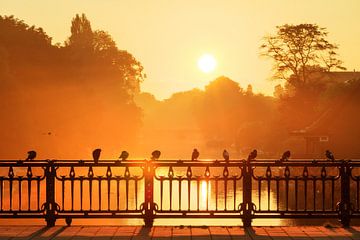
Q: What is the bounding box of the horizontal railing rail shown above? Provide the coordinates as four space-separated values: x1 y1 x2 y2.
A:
0 158 360 226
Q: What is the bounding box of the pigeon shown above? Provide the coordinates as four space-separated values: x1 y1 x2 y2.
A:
325 150 335 161
223 149 230 161
119 151 129 161
191 148 199 161
92 148 101 164
248 149 257 161
26 150 37 161
280 150 291 162
151 150 161 160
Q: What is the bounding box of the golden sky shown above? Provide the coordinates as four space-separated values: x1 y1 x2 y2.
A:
2 0 360 99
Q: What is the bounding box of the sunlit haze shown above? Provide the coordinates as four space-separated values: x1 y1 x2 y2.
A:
2 0 360 99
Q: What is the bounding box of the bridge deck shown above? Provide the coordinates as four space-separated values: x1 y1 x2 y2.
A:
0 226 360 239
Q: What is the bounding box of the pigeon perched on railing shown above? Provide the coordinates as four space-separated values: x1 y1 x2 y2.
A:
119 151 129 161
151 150 161 160
92 148 101 164
191 149 199 161
26 150 37 161
248 149 257 161
223 149 229 161
325 150 335 161
280 150 291 162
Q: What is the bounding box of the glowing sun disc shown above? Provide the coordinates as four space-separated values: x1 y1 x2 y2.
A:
198 54 217 73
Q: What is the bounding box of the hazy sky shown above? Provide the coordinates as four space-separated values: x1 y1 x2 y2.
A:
2 0 360 99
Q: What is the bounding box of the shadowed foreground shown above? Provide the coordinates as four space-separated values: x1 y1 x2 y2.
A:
1 226 360 240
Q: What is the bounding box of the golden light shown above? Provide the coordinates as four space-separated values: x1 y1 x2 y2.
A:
198 54 217 73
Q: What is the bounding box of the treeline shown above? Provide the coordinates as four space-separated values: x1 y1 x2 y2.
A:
136 74 360 159
0 14 144 158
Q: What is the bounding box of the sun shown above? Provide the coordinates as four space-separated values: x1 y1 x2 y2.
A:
198 54 217 73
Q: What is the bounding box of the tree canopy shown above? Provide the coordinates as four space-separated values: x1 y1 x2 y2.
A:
260 24 345 88
0 14 144 158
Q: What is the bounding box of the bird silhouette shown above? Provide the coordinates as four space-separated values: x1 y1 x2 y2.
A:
223 149 230 161
151 150 161 160
119 151 129 161
192 148 199 161
325 150 335 161
280 150 291 162
248 149 257 161
26 150 37 161
92 149 101 164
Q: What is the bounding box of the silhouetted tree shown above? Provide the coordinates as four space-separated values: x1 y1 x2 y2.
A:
260 24 345 88
67 14 93 50
0 14 144 158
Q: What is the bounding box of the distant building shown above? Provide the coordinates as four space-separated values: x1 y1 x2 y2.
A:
291 71 360 158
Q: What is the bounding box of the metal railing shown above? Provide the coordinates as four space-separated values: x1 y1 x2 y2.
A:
0 158 360 227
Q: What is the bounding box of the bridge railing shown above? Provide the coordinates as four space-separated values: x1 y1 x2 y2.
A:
0 159 359 227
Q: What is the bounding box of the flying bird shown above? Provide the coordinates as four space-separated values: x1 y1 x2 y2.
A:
192 148 199 161
223 149 230 161
92 148 101 164
280 150 291 162
325 150 335 161
119 151 129 161
151 150 161 160
26 150 37 161
248 149 257 161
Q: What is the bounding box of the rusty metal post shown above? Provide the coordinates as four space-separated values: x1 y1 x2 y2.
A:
339 160 351 227
44 161 57 227
143 160 155 227
242 159 254 227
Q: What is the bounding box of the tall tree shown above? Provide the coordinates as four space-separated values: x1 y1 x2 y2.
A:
260 24 345 88
67 13 93 50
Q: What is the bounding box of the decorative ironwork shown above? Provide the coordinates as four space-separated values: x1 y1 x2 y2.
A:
1 158 360 227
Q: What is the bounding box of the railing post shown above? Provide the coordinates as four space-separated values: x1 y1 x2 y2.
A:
242 159 254 227
339 160 351 227
44 161 58 227
143 160 155 227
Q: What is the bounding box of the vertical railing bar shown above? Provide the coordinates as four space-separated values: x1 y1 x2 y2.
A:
267 179 271 211
276 179 279 211
215 177 218 211
313 177 316 211
285 178 289 211
206 178 209 211
116 178 120 211
224 177 227 211
295 177 298 211
160 177 163 210
107 178 111 211
233 177 236 211
80 177 83 211
304 179 307 211
169 177 173 211
9 178 13 211
98 177 102 211
197 177 200 211
135 178 138 210
322 178 326 211
125 178 129 211
71 178 74 211
18 177 22 211
179 178 182 211
27 177 31 211
37 177 40 211
61 177 65 211
0 178 3 211
357 178 359 211
187 178 191 211
258 179 261 211
331 177 335 211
